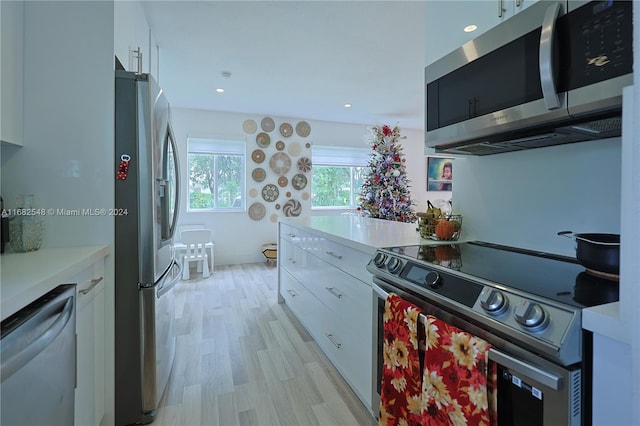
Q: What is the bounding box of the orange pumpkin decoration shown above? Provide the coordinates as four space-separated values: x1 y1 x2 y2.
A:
435 220 456 240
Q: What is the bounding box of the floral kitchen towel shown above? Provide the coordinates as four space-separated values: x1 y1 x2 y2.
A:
379 293 424 426
421 315 497 426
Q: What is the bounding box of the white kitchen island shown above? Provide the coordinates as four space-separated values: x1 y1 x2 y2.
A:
277 215 426 415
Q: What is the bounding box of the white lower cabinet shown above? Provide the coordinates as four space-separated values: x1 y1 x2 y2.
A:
75 259 106 426
278 222 373 410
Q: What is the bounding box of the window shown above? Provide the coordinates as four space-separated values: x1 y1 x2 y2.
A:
311 146 369 208
187 137 245 211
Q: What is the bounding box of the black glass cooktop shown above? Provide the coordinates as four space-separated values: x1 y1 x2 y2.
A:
384 241 619 309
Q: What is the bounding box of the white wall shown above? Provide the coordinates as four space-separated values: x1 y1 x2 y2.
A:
453 138 622 257
171 108 429 265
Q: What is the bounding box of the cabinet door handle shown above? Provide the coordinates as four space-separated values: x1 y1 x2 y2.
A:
289 257 296 264
79 277 103 295
515 0 521 7
498 0 505 17
325 251 343 260
325 287 343 299
287 289 298 298
325 333 342 349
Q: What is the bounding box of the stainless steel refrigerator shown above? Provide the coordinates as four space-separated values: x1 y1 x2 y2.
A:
114 70 181 425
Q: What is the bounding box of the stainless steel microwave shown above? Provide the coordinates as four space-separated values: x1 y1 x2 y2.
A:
425 0 633 155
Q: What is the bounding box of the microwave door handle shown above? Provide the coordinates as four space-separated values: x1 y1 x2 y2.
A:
539 2 561 110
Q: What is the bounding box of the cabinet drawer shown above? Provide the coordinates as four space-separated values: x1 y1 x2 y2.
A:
306 255 372 331
279 269 323 335
313 300 373 407
320 239 372 284
279 238 308 286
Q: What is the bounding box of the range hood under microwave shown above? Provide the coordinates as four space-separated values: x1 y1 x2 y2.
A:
425 0 633 156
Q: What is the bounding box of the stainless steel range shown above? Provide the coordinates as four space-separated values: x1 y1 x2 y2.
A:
368 241 619 425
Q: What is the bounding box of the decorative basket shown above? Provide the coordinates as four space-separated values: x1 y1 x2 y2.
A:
417 214 463 241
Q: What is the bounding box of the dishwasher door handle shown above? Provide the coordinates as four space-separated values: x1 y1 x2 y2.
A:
0 296 74 382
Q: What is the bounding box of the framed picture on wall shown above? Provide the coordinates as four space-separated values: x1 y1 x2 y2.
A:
427 157 454 191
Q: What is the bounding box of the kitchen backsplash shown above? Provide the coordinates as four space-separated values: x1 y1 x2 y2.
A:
453 137 622 257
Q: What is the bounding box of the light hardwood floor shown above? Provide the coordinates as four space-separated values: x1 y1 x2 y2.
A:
154 262 377 426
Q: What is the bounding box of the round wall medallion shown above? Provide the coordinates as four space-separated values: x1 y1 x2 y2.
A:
270 214 278 223
305 142 311 149
248 202 266 221
243 119 257 134
297 157 312 172
269 152 291 175
252 168 266 182
292 173 307 190
275 204 281 210
278 176 288 187
295 121 311 137
279 122 293 137
256 132 271 148
276 141 285 151
301 192 310 200
262 184 279 202
261 117 275 132
283 199 302 217
249 188 258 198
286 191 291 197
287 141 302 157
251 149 265 163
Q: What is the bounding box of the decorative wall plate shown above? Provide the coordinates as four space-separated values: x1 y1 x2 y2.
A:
305 142 311 149
252 168 266 182
275 204 281 210
261 184 279 202
256 132 271 148
287 142 302 157
243 119 257 134
297 157 312 172
301 192 310 200
296 121 311 137
278 176 288 187
283 199 302 217
286 191 291 197
261 117 275 132
279 122 293 137
276 141 285 151
251 149 265 163
249 188 258 198
270 214 278 223
269 152 291 175
291 173 307 190
248 202 266 221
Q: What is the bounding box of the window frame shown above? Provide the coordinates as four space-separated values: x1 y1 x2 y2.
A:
186 137 246 213
311 146 369 210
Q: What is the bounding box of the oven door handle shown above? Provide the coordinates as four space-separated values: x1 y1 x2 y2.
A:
489 348 563 390
372 281 390 299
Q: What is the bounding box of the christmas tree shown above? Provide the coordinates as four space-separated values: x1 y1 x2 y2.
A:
357 124 416 222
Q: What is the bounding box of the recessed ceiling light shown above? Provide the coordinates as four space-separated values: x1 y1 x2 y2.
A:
464 24 478 33
344 103 352 108
215 88 224 93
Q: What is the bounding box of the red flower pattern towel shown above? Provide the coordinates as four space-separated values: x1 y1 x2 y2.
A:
379 293 424 426
421 315 497 426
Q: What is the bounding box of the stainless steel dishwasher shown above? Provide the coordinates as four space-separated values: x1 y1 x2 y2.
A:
1 284 76 426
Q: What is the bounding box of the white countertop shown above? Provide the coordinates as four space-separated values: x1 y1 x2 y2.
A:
281 215 430 253
1 245 110 321
583 302 630 344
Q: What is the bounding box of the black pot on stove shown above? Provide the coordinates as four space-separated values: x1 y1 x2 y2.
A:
574 271 619 306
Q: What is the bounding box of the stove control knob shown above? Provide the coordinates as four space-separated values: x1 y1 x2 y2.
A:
387 257 403 274
424 271 442 289
479 288 508 315
373 252 388 268
514 301 548 330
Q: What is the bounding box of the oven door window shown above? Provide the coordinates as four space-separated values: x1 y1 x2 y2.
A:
496 364 543 426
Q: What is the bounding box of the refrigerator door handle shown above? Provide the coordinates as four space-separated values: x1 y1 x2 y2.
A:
158 262 182 298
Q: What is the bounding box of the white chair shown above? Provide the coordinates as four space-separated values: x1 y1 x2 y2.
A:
180 229 211 280
173 225 215 272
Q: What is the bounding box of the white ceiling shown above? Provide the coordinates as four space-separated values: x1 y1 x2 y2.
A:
141 1 428 130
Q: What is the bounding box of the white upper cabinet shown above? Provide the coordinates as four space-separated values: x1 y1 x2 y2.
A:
114 0 150 74
425 0 539 66
1 0 24 146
